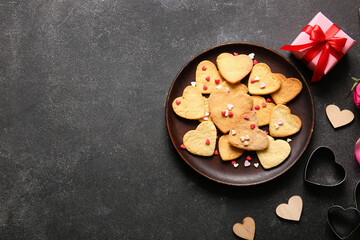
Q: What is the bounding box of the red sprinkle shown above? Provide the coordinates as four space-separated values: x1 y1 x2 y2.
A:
250 124 256 129
214 150 219 155
254 105 260 110
231 161 236 165
205 139 210 145
266 98 272 102
246 156 252 161
250 79 256 84
262 102 267 107
180 144 186 149
228 111 233 117
208 112 211 116
215 79 220 84
205 76 210 81
221 110 226 116
264 130 269 135
233 52 239 56
253 60 258 65
202 66 207 71
203 85 208 90
216 136 218 139
176 100 181 105
244 114 249 120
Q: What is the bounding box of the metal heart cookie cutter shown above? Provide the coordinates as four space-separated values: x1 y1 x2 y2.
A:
304 146 346 187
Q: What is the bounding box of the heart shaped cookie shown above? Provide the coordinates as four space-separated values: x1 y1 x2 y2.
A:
196 60 224 94
269 104 301 137
276 195 303 221
220 81 248 95
183 122 217 156
218 135 244 161
228 111 269 151
208 90 253 134
172 86 205 120
271 74 303 104
248 63 282 95
256 136 291 169
216 53 253 84
326 104 354 128
233 217 255 240
251 96 276 126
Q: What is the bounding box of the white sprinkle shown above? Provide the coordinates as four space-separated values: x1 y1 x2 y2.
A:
226 87 230 93
240 136 246 142
216 85 222 89
259 82 266 89
224 110 228 117
255 76 260 81
287 138 292 143
245 135 250 140
205 112 210 117
254 163 259 168
275 123 279 129
191 81 196 87
248 53 255 59
203 116 209 121
244 141 249 146
233 163 239 168
227 104 233 110
231 130 236 136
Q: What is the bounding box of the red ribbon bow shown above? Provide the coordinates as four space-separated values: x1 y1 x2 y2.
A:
280 24 347 82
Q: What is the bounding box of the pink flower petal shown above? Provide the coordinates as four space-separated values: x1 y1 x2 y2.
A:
355 138 360 165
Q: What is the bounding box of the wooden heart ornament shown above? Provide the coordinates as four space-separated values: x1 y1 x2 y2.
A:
216 53 253 84
228 111 269 151
276 195 303 221
196 60 224 94
248 63 282 95
233 217 255 240
208 90 253 134
172 86 205 120
183 122 217 157
326 104 354 128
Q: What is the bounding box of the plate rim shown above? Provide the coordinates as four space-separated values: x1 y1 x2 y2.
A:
165 42 315 186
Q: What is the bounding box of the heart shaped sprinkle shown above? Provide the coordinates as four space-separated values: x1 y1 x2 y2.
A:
254 163 259 168
326 104 354 128
233 217 255 240
244 160 251 167
276 195 303 221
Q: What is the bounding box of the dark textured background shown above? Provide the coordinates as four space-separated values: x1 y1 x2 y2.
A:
0 0 359 239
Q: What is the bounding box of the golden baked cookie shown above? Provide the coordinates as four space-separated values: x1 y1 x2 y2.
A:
220 81 249 96
196 60 225 94
198 97 213 123
251 96 276 126
216 53 253 84
218 135 244 161
248 63 282 95
228 111 269 151
271 74 303 104
208 90 253 134
256 136 291 169
269 104 302 137
172 86 205 120
183 121 217 157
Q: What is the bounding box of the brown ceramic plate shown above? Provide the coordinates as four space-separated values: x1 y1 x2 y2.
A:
165 43 314 186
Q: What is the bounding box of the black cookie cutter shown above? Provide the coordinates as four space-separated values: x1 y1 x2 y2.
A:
304 146 346 187
327 205 360 239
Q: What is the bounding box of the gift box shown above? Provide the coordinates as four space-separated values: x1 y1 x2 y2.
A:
280 12 356 82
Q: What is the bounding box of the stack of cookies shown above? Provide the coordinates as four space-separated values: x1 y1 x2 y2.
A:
172 52 303 170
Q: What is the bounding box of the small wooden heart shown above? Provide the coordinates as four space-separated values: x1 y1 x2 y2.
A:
276 195 303 221
326 105 354 128
233 217 255 240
